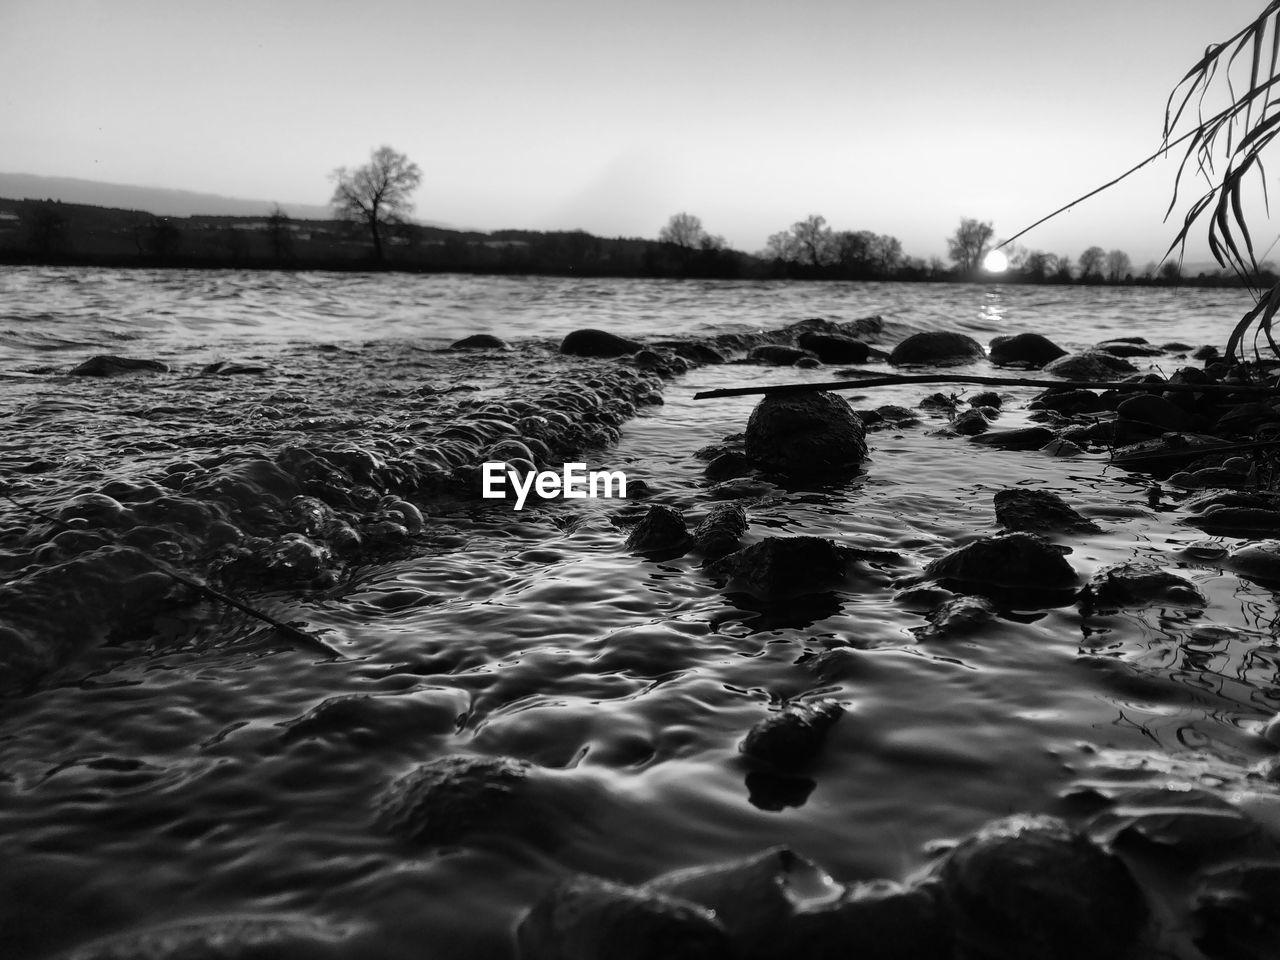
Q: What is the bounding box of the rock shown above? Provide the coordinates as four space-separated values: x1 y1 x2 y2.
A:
747 344 813 366
1109 433 1225 471
51 913 355 960
741 698 844 769
1169 466 1251 489
1043 351 1138 380
1194 862 1280 960
625 504 691 554
1029 388 1106 415
1192 344 1220 361
1040 438 1084 457
448 334 508 350
70 355 169 376
200 360 270 375
913 595 998 641
691 503 748 560
706 536 890 601
989 333 1068 368
704 451 752 482
925 533 1077 593
939 814 1147 960
796 332 870 363
969 391 1002 408
279 690 462 744
1116 393 1193 431
993 488 1100 534
1226 541 1280 583
560 329 643 357
516 875 732 960
744 391 868 478
1182 508 1280 536
1083 561 1205 609
969 426 1057 451
889 331 985 366
950 409 990 435
1096 339 1164 357
376 754 533 845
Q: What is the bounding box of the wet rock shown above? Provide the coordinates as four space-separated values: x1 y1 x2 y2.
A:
1043 351 1138 380
1040 438 1084 457
516 875 732 960
993 488 1101 534
796 332 870 363
925 533 1077 593
744 391 868 478
1193 344 1220 360
706 536 892 600
1183 508 1280 537
913 595 998 640
939 814 1146 960
1168 466 1251 489
1029 388 1106 415
949 408 989 435
747 344 814 366
70 355 170 376
1194 862 1280 960
1083 561 1205 609
793 881 951 960
376 754 533 845
449 333 508 350
200 360 271 375
52 913 355 960
969 391 1002 408
1226 541 1280 583
1116 393 1193 431
741 698 844 769
703 451 752 482
691 503 748 559
625 504 691 554
969 426 1057 451
1109 433 1225 472
560 329 643 357
670 342 728 365
989 332 1067 367
1096 338 1164 357
889 331 985 366
279 690 463 745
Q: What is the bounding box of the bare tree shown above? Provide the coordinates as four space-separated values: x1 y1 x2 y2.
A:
659 212 708 248
765 214 837 266
330 145 422 262
267 204 294 263
1104 249 1132 282
1078 246 1106 281
946 218 995 274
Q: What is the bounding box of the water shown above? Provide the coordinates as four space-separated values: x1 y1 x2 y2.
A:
0 266 1276 958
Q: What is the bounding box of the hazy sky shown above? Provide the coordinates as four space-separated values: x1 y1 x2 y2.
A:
2 0 1275 263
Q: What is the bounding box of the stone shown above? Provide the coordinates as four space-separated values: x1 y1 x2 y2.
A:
706 536 892 601
200 360 270 375
993 488 1100 534
1083 561 1205 609
1182 507 1280 536
988 333 1068 368
747 344 813 365
1096 339 1164 357
703 451 752 482
796 332 870 363
1192 344 1220 360
691 503 748 559
516 875 732 960
744 391 867 478
625 504 691 554
1194 862 1280 960
740 698 844 769
969 426 1057 451
47 914 355 960
913 595 998 641
448 334 508 350
376 754 532 845
969 391 1002 408
889 331 985 366
925 533 1077 593
560 328 643 357
70 355 169 376
949 409 989 435
939 814 1146 960
1116 393 1193 431
1226 540 1280 583
1043 351 1138 380
1029 389 1106 415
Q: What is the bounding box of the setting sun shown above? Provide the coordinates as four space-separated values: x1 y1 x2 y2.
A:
983 249 1009 273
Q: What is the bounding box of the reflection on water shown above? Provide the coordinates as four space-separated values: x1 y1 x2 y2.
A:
0 267 1275 958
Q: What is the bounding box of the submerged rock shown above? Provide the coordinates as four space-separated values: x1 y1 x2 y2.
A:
70 354 169 376
376 754 533 845
925 533 1077 594
560 329 643 357
625 504 691 555
1116 393 1193 432
691 503 748 559
939 814 1147 960
449 333 509 350
516 875 732 960
1226 540 1280 583
747 344 814 365
949 408 990 435
913 595 998 641
1043 351 1138 380
744 391 867 478
889 331 984 366
796 332 870 363
989 333 1067 368
740 698 844 769
993 488 1101 534
705 536 885 600
969 426 1057 451
1083 561 1205 609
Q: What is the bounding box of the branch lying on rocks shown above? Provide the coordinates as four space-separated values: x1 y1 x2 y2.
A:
693 373 1280 401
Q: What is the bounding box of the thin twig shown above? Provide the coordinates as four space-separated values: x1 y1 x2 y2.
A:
692 373 1279 401
1 491 336 656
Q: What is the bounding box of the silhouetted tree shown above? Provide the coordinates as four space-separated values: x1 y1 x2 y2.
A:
1105 249 1132 282
947 218 994 274
765 214 837 266
1053 255 1074 282
659 212 709 248
835 230 903 276
330 145 422 262
1078 246 1106 281
1159 260 1183 284
267 204 294 263
1022 250 1057 281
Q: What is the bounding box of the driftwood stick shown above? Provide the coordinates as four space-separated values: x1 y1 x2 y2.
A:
1 490 337 656
693 373 1280 401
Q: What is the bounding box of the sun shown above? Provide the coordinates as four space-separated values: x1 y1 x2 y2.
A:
983 249 1009 273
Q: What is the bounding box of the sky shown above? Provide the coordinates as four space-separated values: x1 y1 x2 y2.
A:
2 0 1277 264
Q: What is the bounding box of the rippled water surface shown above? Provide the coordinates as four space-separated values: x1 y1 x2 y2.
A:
1 267 1277 959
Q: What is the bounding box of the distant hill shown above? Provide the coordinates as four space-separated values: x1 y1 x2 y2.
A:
0 172 337 221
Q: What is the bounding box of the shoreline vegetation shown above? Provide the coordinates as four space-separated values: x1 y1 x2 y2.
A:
0 194 1266 287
